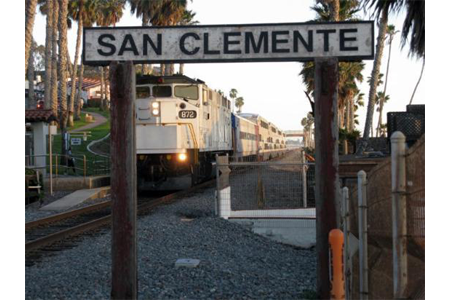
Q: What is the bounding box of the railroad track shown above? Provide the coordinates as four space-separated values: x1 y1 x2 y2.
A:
25 180 215 266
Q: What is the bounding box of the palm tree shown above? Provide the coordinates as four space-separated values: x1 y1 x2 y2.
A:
235 97 244 113
58 0 69 163
362 0 425 58
376 24 398 137
25 0 38 74
229 88 238 113
42 0 53 110
51 0 59 117
27 40 36 108
67 0 84 127
409 58 424 105
358 3 388 152
301 112 314 148
300 0 364 131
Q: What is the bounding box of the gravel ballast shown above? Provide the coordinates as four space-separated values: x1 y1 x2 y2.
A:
26 187 316 299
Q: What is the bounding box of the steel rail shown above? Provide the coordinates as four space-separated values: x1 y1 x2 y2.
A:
26 200 111 231
26 179 215 253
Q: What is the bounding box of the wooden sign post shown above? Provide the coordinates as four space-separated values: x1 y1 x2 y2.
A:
109 61 137 300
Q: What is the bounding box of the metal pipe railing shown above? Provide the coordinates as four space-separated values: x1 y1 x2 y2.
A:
25 154 110 177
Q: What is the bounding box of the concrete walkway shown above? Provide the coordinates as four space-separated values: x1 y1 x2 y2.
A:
69 111 108 133
40 186 110 211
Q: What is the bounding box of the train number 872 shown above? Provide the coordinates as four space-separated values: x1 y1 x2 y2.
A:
179 110 197 119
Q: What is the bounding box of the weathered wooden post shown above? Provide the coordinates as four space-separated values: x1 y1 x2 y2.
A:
391 131 407 299
314 57 341 298
342 186 352 299
109 61 137 300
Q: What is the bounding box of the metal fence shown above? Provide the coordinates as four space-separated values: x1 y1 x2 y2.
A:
25 153 110 177
216 150 315 219
345 132 425 299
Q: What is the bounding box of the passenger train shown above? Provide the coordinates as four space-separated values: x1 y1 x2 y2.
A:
135 75 287 191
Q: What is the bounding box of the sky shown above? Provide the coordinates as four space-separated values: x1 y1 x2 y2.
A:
31 0 425 134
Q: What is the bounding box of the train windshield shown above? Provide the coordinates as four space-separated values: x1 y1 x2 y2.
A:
174 85 198 100
136 86 150 99
152 85 172 97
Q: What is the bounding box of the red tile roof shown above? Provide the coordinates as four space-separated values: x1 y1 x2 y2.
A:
25 109 57 123
68 77 101 90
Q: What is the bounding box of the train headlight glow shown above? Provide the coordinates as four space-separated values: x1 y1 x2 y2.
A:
178 153 187 161
151 102 160 116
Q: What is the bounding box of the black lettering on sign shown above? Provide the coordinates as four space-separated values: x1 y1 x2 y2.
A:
340 28 358 51
143 34 162 55
317 29 336 52
118 34 139 56
180 33 200 55
245 32 269 54
293 30 313 52
272 31 290 53
204 33 220 55
224 32 242 54
179 110 197 119
97 34 116 56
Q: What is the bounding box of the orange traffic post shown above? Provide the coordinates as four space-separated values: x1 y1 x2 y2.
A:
329 229 345 300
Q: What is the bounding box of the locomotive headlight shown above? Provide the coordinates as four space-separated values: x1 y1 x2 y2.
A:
151 102 160 116
178 153 187 162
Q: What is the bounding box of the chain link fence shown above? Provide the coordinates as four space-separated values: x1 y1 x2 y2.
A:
217 150 315 219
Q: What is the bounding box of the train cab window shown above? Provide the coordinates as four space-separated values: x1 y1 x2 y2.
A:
202 89 209 105
152 86 172 97
136 86 150 99
174 85 198 100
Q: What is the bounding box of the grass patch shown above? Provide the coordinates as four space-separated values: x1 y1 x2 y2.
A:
48 108 111 176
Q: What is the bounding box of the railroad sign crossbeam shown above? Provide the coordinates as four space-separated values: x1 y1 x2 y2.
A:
83 21 374 65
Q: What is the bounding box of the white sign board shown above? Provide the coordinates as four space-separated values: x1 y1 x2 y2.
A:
71 138 82 146
83 21 374 65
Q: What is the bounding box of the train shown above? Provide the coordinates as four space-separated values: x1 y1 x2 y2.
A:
135 75 287 191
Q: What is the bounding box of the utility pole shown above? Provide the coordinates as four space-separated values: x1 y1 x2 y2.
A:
110 61 137 300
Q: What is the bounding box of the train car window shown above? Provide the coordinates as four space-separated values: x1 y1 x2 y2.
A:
202 89 208 105
208 90 213 100
174 85 198 100
152 86 172 97
136 86 150 99
260 121 269 129
227 100 231 109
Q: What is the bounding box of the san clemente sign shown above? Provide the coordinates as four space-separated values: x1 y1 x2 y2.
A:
83 21 374 65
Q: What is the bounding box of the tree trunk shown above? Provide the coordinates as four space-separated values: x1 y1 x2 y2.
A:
74 63 84 121
51 0 59 117
409 57 425 105
44 0 53 110
348 97 355 132
68 14 83 128
25 0 38 74
358 7 388 154
27 41 35 109
377 34 394 137
58 0 69 164
179 63 184 75
160 64 165 76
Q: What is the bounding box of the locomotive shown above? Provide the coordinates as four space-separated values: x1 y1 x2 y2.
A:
135 75 286 191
